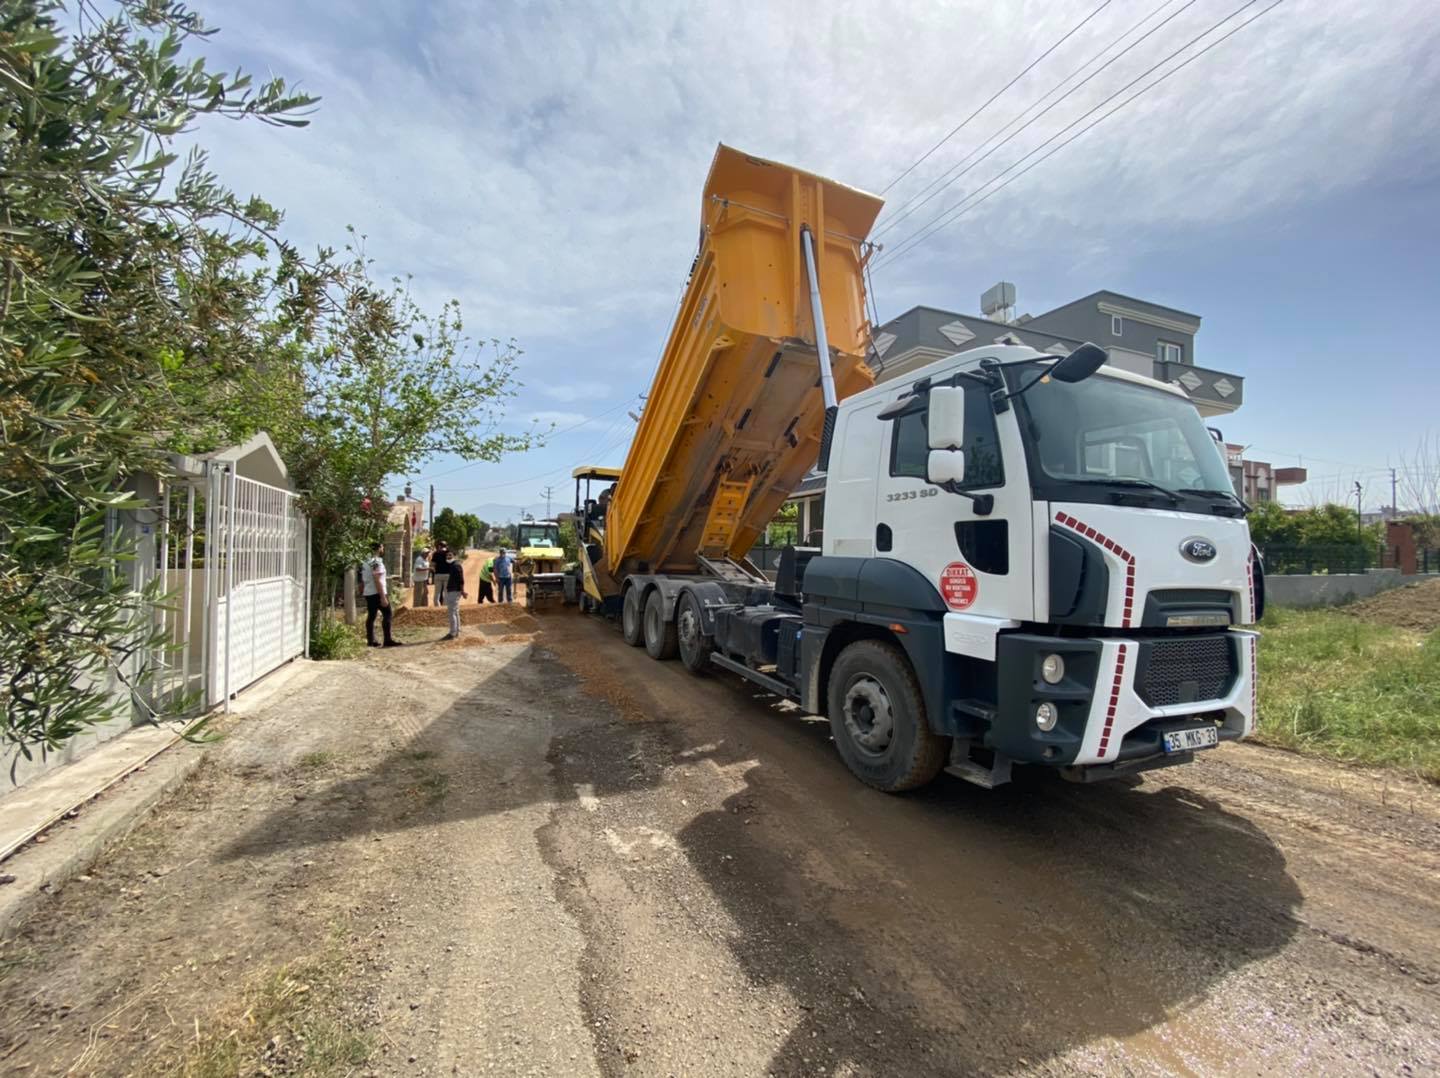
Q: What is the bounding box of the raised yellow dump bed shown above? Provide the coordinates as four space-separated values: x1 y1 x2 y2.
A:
601 145 883 584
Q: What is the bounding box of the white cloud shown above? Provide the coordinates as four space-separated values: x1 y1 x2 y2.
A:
524 410 589 428
540 380 612 404
187 0 1439 487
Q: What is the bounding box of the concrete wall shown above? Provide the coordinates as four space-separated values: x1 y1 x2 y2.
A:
1266 568 1405 609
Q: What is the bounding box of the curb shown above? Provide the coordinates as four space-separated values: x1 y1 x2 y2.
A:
0 739 206 941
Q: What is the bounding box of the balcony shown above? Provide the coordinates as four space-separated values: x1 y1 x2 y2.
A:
1154 360 1244 414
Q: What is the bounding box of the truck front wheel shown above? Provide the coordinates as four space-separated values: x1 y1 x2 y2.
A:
676 590 713 675
621 586 645 647
643 589 678 660
826 640 948 792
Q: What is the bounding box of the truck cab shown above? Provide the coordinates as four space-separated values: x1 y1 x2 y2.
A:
797 343 1260 787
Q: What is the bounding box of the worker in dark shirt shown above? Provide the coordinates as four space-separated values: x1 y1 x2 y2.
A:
440 553 467 640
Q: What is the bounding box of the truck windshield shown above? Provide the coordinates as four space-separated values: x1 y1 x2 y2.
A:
1013 366 1235 508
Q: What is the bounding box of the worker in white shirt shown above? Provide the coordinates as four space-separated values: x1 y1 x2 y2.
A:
413 547 431 606
361 542 403 648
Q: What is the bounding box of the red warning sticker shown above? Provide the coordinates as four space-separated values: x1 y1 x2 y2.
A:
940 562 978 610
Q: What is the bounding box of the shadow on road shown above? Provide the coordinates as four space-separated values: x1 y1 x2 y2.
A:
217 613 1302 1074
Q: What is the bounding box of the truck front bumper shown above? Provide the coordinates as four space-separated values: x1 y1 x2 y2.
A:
987 630 1258 767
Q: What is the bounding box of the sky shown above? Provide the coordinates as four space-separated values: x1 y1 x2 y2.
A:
188 0 1440 521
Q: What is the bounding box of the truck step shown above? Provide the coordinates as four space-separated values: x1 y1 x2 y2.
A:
945 742 1013 789
709 653 796 700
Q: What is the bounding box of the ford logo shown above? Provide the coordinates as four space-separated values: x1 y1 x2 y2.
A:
1180 537 1218 563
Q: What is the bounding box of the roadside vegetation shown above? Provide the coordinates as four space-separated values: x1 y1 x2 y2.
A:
168 931 370 1078
309 615 366 661
1 0 537 755
1255 604 1440 782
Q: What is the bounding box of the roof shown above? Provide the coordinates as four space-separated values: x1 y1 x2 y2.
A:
572 466 622 480
196 432 293 490
1045 289 1202 325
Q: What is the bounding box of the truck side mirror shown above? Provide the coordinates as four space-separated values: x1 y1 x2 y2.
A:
925 385 967 487
927 448 966 486
927 386 965 449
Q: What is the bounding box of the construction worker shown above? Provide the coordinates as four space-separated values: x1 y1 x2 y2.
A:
430 542 450 606
494 547 515 603
477 554 496 604
412 546 431 606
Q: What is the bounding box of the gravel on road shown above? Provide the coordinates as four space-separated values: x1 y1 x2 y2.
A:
2 607 1437 1076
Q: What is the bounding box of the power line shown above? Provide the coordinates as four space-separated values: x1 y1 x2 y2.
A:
878 0 1117 195
873 0 1199 242
874 0 1285 276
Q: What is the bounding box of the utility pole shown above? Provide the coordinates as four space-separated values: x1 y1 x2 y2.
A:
1355 481 1364 541
428 484 435 530
540 485 554 519
1391 467 1398 519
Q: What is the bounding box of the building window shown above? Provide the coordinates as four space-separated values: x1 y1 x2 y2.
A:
1157 340 1183 364
1111 315 1123 336
889 389 1003 488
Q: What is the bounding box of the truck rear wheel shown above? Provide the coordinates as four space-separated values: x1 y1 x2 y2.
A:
621 586 645 647
826 640 948 792
676 590 713 675
643 589 678 660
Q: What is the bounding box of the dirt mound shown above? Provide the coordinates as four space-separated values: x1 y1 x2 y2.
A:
1343 578 1440 632
394 602 536 629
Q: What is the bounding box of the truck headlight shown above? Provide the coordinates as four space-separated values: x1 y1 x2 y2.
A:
1035 702 1058 731
1041 654 1065 684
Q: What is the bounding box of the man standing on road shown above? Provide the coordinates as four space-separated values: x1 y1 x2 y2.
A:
362 542 403 648
412 546 431 607
441 551 467 640
476 554 496 604
494 547 515 603
431 542 450 607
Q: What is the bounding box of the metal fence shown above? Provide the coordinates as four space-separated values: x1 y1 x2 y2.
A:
1259 542 1440 575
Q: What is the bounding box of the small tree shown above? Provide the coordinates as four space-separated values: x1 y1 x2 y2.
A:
430 508 468 552
0 0 326 751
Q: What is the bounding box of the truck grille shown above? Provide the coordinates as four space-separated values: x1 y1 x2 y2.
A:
1137 636 1235 708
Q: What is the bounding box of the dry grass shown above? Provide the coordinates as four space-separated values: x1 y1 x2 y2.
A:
166 930 370 1078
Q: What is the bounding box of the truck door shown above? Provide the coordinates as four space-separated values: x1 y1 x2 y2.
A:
874 386 1031 621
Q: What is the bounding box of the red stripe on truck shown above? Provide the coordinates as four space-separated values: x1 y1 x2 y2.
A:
1054 512 1137 628
1097 643 1129 759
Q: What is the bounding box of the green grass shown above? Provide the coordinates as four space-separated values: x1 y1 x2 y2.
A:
297 750 336 771
1255 606 1440 781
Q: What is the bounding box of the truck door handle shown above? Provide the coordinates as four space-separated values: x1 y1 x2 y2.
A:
876 523 893 552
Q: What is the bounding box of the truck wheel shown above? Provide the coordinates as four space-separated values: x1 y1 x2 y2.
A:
826 640 948 793
621 586 645 647
643 589 678 660
676 590 713 676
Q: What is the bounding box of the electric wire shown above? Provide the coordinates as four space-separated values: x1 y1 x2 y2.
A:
874 0 1285 275
878 0 1117 195
872 0 1199 241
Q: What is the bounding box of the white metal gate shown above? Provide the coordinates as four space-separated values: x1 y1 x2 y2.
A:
207 470 310 707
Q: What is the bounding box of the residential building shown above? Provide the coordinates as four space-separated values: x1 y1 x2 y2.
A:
779 286 1250 540
871 289 1243 416
1224 444 1307 504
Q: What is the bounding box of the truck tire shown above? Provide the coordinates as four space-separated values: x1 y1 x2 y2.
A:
826 640 948 793
676 590 713 676
643 589 678 660
621 586 645 647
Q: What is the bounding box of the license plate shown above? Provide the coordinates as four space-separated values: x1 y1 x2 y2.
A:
1163 726 1219 753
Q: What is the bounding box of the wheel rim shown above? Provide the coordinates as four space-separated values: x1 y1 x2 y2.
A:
678 603 699 655
843 675 894 756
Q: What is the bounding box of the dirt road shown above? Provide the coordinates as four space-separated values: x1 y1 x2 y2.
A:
3 608 1438 1075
